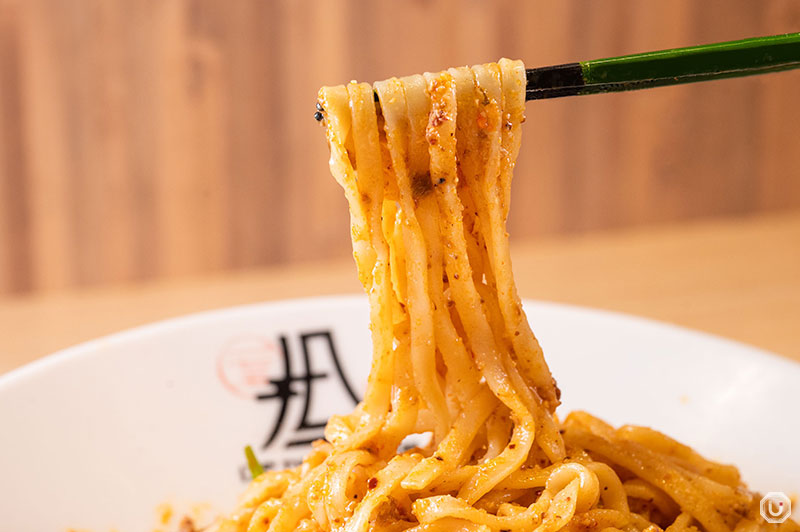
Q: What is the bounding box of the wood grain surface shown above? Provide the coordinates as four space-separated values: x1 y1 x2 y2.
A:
1 0 799 295
1 212 798 375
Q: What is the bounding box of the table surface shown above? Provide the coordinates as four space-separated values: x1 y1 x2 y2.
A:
1 212 799 375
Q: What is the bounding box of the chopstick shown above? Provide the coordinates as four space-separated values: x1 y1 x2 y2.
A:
526 32 800 100
315 32 800 120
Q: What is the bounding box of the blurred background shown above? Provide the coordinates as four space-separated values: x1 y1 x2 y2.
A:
1 0 799 296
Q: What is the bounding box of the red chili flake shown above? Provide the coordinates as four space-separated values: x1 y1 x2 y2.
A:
367 477 378 489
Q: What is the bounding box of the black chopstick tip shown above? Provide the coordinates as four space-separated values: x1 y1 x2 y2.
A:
525 63 584 90
524 63 585 100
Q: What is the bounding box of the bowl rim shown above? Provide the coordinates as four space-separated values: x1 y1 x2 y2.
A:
3 293 798 393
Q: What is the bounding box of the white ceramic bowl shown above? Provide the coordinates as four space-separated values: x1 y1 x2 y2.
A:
1 296 798 531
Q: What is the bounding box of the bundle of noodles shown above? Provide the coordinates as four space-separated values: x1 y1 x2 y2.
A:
207 60 798 532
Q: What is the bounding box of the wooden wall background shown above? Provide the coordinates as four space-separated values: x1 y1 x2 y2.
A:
1 0 799 295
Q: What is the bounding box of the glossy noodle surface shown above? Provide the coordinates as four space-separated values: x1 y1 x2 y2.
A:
207 60 797 532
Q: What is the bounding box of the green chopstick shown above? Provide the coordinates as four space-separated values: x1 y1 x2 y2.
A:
318 32 800 119
525 32 800 100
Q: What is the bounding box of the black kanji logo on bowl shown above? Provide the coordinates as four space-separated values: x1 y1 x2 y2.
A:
237 330 360 479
